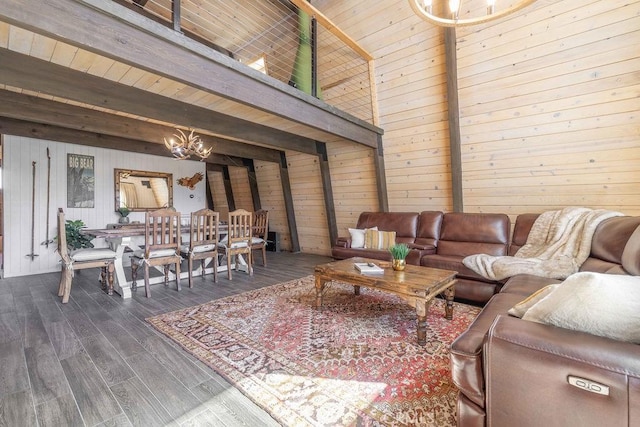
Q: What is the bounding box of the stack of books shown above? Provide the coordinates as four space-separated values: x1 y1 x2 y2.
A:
354 262 384 275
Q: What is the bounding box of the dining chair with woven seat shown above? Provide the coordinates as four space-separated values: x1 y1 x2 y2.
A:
251 209 269 267
180 208 220 288
218 208 253 280
131 208 182 297
57 208 117 303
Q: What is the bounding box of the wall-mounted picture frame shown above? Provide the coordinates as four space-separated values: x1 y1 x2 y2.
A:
67 153 95 208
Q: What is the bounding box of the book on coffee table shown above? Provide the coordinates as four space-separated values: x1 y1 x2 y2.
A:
354 262 384 274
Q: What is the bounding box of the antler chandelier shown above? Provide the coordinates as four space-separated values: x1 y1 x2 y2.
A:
409 0 538 27
163 129 212 161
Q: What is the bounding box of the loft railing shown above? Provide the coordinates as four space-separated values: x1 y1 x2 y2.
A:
113 0 378 125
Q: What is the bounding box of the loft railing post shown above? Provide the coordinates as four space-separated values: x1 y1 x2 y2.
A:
172 0 181 32
311 16 318 98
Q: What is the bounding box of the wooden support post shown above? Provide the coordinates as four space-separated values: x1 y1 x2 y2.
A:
374 135 389 212
222 166 235 212
444 27 463 213
316 142 338 248
279 152 300 252
172 0 181 32
243 159 261 211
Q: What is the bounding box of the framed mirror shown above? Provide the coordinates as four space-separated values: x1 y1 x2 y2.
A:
114 169 173 212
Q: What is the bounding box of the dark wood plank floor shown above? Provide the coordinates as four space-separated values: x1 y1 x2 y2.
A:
0 252 332 427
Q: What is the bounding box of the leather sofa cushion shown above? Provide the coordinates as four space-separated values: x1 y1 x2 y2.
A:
438 212 510 257
331 246 393 263
500 274 561 296
508 213 539 255
450 292 524 408
356 212 419 240
421 254 498 282
414 211 443 247
590 216 640 264
455 278 500 304
622 224 640 275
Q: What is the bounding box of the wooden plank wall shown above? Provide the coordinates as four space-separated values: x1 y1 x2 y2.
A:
285 150 331 254
317 0 452 238
254 160 292 251
228 165 253 211
456 0 640 218
326 139 379 238
316 0 640 234
207 170 229 219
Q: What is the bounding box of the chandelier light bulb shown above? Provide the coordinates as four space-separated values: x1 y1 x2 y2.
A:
487 0 496 14
449 0 461 18
423 0 433 14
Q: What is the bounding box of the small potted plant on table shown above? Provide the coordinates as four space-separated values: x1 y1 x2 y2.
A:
389 243 410 271
117 205 131 224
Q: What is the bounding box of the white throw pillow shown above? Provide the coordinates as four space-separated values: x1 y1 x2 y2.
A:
519 272 640 344
348 226 377 249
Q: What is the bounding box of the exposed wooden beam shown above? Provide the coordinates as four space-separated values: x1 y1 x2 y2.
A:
0 89 282 163
444 28 463 213
0 0 382 147
242 159 261 212
316 142 338 249
374 135 389 212
279 152 300 252
0 117 249 166
0 48 320 156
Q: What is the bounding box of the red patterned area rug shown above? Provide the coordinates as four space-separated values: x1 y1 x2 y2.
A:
147 275 481 426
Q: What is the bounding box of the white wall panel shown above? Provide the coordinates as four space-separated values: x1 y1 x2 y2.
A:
3 135 205 277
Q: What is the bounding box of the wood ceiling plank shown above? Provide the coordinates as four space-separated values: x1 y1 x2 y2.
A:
7 26 33 54
30 33 57 61
0 22 9 47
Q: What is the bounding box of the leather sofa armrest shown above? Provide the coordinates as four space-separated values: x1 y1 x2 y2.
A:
335 236 351 248
485 315 640 426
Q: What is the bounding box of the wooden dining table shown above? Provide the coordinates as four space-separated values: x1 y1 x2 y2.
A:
82 223 248 299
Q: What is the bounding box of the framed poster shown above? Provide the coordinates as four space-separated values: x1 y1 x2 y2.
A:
67 154 95 208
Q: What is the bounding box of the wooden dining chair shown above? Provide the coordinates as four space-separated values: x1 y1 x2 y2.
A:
218 208 253 280
251 209 269 267
56 208 117 303
180 209 220 288
131 208 182 297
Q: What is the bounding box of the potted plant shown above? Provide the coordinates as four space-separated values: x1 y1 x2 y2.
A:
389 243 410 271
65 219 94 251
117 205 131 224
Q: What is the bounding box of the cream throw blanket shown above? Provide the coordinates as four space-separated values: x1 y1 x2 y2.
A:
463 207 624 280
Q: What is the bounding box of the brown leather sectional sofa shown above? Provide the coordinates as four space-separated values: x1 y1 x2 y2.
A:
332 211 640 426
452 213 640 427
331 211 511 304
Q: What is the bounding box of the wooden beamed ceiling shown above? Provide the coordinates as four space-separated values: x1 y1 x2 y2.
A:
0 0 383 162
0 90 282 163
0 48 317 157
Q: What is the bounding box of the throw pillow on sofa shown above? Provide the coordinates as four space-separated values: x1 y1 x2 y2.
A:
508 284 559 318
364 229 396 250
510 272 640 344
349 227 378 249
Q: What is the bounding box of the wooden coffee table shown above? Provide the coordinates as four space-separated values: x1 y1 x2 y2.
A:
314 257 457 346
